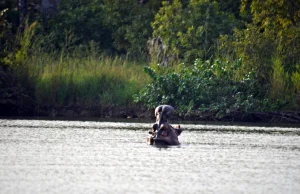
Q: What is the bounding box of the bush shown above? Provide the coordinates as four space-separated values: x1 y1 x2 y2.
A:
134 58 271 117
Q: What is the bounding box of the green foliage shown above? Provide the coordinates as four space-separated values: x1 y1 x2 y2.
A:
152 0 237 63
45 0 109 51
292 68 300 94
151 0 183 61
229 0 300 86
0 1 19 65
3 21 37 67
215 0 242 19
28 48 150 106
291 67 300 110
1 0 300 116
269 57 291 110
44 0 161 58
231 24 275 86
101 0 160 58
1 20 37 89
134 58 269 117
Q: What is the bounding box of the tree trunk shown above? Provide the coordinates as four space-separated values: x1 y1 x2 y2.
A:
18 0 27 31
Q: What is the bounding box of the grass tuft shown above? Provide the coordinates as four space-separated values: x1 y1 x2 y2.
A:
27 50 149 107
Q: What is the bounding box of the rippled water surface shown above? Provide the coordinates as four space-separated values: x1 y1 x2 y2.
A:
1 119 300 194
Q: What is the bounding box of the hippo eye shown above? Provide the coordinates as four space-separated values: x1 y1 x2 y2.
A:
152 123 158 130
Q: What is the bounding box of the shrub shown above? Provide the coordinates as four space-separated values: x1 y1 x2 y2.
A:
134 58 270 117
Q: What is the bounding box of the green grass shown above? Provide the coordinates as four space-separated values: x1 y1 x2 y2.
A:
27 52 150 107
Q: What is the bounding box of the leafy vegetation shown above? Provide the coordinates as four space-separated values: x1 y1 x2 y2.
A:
1 0 300 119
152 0 236 63
134 59 267 117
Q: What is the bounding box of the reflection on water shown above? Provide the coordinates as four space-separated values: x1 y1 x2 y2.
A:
0 119 300 194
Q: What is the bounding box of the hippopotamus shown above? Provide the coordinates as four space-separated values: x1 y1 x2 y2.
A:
147 105 182 146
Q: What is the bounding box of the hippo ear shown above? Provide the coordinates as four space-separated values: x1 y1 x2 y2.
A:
175 128 182 136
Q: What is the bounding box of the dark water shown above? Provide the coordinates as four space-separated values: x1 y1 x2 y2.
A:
0 119 300 194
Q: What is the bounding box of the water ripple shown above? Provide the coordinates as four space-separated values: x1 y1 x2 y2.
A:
0 119 300 194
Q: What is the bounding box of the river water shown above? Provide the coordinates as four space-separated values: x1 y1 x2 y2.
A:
0 119 300 194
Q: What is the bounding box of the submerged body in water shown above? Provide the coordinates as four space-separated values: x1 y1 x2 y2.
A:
148 122 182 146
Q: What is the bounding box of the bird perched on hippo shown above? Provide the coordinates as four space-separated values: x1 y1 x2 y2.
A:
147 105 182 146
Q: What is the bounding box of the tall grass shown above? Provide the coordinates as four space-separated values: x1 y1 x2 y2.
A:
3 22 149 109
270 58 290 101
268 57 297 110
291 67 300 110
27 50 150 107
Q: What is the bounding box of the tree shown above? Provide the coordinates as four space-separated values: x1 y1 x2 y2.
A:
102 0 161 58
237 0 300 73
44 0 161 58
152 0 236 63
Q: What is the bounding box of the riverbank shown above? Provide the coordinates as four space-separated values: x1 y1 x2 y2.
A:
19 105 300 124
1 65 300 124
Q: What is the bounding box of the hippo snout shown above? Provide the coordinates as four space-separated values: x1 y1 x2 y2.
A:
153 124 180 146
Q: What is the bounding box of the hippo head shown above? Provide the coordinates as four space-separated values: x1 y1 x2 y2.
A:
153 123 182 146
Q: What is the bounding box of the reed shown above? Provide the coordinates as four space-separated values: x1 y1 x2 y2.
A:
27 50 149 107
268 57 295 110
